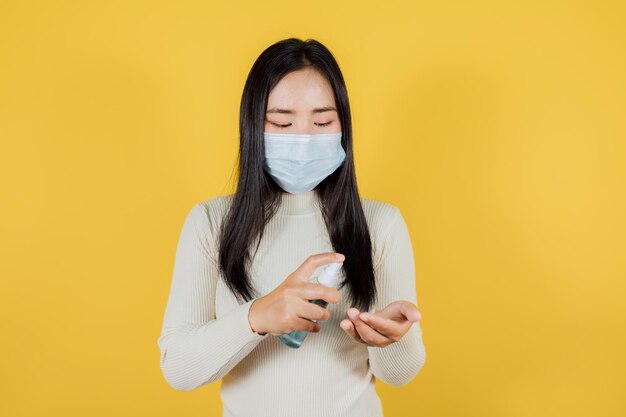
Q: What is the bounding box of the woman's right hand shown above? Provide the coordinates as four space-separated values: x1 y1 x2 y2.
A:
248 252 345 336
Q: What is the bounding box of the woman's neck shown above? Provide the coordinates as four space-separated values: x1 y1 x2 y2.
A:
276 189 320 215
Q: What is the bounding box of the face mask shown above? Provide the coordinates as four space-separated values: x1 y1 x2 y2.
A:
263 131 346 194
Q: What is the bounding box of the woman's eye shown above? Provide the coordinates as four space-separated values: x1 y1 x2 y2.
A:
270 121 333 129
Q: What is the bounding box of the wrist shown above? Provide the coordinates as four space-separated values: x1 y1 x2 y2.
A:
248 298 267 335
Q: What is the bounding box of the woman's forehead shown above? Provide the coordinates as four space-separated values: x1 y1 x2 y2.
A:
267 69 336 113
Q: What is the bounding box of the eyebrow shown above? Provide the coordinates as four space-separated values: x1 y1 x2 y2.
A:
266 106 337 114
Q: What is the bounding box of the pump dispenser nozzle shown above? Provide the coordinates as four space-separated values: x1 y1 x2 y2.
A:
317 262 343 288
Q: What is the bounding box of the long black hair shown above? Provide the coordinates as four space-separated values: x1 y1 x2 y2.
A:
217 37 376 312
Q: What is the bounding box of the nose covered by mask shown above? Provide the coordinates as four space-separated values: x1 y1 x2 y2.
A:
263 131 346 194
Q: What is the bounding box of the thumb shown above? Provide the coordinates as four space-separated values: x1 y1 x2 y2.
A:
378 301 421 323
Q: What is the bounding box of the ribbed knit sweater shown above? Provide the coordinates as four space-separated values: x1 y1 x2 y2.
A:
157 190 427 417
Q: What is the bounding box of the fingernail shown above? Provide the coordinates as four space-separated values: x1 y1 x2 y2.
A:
360 314 369 322
337 253 345 261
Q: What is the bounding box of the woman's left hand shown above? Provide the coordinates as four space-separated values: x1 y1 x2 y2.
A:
340 301 422 347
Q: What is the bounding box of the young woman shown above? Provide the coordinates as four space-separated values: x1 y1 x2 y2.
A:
157 37 426 417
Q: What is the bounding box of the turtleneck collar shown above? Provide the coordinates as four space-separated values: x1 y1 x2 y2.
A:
276 190 321 216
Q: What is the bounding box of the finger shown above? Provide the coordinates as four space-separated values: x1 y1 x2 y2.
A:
340 319 365 344
298 300 331 323
379 301 422 322
348 308 393 347
352 318 392 347
400 302 422 322
292 317 321 333
300 283 341 304
359 312 410 342
293 253 345 281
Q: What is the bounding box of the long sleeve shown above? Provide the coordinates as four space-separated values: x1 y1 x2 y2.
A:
367 207 427 386
157 203 268 391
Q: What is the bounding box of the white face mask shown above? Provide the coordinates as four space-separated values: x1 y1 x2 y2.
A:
263 131 346 194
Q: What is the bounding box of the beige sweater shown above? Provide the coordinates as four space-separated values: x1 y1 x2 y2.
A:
157 190 427 417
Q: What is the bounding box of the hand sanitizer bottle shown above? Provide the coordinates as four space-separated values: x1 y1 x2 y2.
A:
277 262 344 349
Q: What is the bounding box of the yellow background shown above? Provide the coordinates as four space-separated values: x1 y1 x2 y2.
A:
1 0 625 416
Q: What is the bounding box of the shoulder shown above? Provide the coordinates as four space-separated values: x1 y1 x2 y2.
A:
359 196 408 268
197 194 235 220
359 196 403 235
185 194 235 237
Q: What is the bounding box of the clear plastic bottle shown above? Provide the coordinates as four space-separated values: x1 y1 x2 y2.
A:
277 262 344 349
